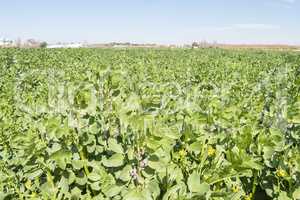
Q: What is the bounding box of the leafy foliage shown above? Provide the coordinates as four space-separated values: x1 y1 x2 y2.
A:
0 48 300 199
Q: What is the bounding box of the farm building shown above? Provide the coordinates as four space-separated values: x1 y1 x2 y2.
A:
0 38 14 47
47 43 84 48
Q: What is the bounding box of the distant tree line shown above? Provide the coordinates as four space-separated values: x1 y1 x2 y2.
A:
192 41 218 48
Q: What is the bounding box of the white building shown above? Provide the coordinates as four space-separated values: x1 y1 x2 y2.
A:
0 38 13 47
47 43 84 49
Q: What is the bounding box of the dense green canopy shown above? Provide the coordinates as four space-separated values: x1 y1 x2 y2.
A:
0 48 299 199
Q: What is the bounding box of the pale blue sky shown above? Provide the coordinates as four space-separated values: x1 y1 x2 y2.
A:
1 0 299 44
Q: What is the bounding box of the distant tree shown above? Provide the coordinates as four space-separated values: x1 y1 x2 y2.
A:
24 39 39 48
40 42 47 48
192 42 199 48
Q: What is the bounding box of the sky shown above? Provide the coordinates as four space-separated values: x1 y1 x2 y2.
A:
0 0 300 45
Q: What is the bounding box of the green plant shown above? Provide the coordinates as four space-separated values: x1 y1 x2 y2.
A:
40 42 47 48
0 48 299 199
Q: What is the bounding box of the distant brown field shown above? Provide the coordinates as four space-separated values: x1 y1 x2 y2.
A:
217 44 300 51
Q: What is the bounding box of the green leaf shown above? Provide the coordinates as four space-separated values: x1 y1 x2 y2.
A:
89 123 98 134
117 165 132 182
108 138 124 154
58 176 69 194
40 182 57 198
102 153 124 167
90 181 101 191
168 165 184 183
278 191 292 200
71 187 82 199
148 155 166 172
127 148 135 160
88 172 101 182
72 160 84 170
188 141 202 153
103 185 123 197
146 179 160 199
263 146 274 160
92 194 105 200
0 192 10 200
68 170 76 184
123 189 152 200
187 172 210 195
162 182 186 200
293 188 300 200
241 159 263 170
155 125 181 140
76 175 87 186
27 169 43 180
50 149 72 170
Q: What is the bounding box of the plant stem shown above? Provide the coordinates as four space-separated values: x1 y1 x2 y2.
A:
79 149 96 196
252 171 258 196
79 149 90 176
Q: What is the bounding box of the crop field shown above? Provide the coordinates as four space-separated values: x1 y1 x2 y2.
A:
0 48 300 200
